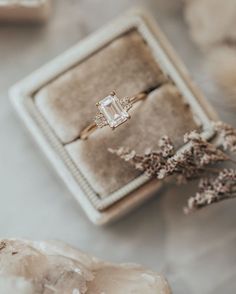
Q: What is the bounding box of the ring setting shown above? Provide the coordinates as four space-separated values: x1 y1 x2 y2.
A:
80 91 146 140
95 91 132 129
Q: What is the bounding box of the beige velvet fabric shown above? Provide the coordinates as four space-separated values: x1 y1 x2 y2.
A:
35 30 167 144
66 84 198 197
34 30 198 198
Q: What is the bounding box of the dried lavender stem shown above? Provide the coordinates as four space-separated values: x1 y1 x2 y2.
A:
185 193 236 214
109 123 236 214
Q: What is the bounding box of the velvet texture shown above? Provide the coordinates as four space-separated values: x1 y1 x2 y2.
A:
35 30 167 144
66 85 198 197
34 30 198 197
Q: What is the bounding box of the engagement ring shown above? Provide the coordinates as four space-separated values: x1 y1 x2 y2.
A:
80 91 147 140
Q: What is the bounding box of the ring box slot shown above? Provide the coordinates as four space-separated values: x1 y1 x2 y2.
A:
35 30 167 144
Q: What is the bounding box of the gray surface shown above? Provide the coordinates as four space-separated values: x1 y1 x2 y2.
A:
0 1 236 293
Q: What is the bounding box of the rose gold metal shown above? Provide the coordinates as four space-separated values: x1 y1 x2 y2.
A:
129 92 146 103
80 123 98 140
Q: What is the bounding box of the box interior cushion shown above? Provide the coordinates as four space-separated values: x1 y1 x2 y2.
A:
34 29 199 198
35 30 167 144
66 84 198 197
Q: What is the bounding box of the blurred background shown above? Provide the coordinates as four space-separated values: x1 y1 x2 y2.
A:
0 1 236 293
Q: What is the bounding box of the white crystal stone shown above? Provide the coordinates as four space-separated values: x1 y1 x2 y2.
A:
0 239 171 294
98 95 129 128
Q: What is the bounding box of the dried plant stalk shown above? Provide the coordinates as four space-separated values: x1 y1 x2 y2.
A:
160 131 228 183
109 121 236 213
109 131 228 182
214 121 236 152
109 136 174 178
184 169 236 213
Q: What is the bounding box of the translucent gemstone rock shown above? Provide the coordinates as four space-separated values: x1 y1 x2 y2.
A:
0 239 171 294
86 265 170 294
98 95 129 128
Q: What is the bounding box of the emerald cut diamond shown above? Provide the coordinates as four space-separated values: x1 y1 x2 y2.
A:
98 94 129 128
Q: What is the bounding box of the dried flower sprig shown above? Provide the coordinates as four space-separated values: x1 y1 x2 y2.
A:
109 121 236 213
108 136 174 178
109 131 229 182
184 169 236 213
160 131 229 183
214 121 236 152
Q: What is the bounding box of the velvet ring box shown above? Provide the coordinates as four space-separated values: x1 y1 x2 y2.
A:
10 9 218 225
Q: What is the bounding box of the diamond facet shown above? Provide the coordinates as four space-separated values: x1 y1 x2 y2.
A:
98 95 129 128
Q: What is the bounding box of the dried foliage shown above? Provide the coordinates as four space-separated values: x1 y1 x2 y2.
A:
214 121 236 152
109 130 228 182
185 169 236 213
109 136 174 178
109 121 236 213
162 131 228 183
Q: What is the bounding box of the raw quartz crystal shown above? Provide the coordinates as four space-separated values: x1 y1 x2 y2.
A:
0 239 171 294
